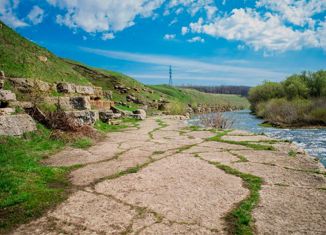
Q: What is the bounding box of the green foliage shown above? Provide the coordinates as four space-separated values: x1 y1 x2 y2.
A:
0 125 69 232
71 137 93 149
94 120 128 133
249 70 326 126
248 81 284 112
206 161 262 235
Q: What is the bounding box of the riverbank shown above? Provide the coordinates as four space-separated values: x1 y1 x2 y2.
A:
7 116 326 235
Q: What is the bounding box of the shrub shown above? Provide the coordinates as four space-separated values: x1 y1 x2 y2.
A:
199 112 234 129
248 81 284 112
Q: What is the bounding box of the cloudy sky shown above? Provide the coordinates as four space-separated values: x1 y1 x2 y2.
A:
0 0 325 86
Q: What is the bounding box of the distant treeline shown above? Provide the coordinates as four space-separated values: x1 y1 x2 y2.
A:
178 85 251 96
248 70 326 127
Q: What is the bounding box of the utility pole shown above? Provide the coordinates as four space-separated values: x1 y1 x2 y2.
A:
169 65 173 86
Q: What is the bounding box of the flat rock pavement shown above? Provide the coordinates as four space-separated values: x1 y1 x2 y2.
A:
12 116 326 235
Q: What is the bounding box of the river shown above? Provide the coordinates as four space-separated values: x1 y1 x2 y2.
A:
189 110 326 167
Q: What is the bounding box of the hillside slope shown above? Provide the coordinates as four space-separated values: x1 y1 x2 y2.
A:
0 21 248 113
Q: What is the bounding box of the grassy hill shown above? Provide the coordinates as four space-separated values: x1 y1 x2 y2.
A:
0 21 248 113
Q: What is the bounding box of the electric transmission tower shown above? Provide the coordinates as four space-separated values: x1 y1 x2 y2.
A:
169 65 173 86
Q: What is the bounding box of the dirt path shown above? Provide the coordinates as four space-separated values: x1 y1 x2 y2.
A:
12 116 326 235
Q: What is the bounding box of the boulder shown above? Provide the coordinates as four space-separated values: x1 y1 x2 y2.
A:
57 83 75 93
92 87 104 99
0 90 16 102
45 96 91 111
0 108 15 115
0 70 5 79
35 80 51 92
0 114 37 136
65 110 99 126
0 79 4 90
132 109 146 120
90 100 113 110
69 96 91 110
38 56 48 62
75 85 95 95
99 110 114 123
8 78 34 92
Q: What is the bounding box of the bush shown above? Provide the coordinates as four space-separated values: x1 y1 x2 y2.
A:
248 81 284 112
199 112 234 129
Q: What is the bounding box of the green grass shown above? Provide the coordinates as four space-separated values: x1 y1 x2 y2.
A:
209 132 275 151
206 161 262 235
288 150 297 157
0 125 70 233
71 137 93 149
194 152 262 234
150 84 250 110
94 120 128 133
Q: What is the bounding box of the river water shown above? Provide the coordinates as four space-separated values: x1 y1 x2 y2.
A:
189 110 326 167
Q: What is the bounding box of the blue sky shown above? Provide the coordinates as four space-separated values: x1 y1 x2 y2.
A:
0 0 325 86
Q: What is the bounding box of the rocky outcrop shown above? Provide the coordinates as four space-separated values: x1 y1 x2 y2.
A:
0 114 36 136
0 90 16 102
44 96 91 111
99 110 114 123
65 110 99 126
132 109 146 120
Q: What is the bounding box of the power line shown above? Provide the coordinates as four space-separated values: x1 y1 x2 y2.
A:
169 65 173 86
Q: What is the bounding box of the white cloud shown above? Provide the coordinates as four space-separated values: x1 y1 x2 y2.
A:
27 6 44 25
48 0 164 33
80 47 286 82
0 0 28 28
166 0 218 19
181 26 189 35
164 34 176 40
256 0 326 27
102 33 115 40
190 8 321 52
187 36 204 43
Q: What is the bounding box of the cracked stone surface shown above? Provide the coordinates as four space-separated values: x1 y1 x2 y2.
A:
12 116 326 235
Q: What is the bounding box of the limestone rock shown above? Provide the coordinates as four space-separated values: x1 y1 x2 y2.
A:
38 56 48 62
45 96 91 111
0 79 4 90
0 114 37 136
75 85 94 95
0 90 16 101
90 100 113 110
35 80 51 92
8 78 34 93
99 110 114 123
65 110 99 126
92 87 104 99
132 109 146 120
57 83 75 93
0 70 5 79
69 97 91 110
0 108 15 115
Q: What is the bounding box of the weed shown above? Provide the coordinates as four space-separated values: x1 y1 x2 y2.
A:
0 125 70 233
288 150 297 157
72 137 93 149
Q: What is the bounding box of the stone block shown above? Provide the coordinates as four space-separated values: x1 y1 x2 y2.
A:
0 108 15 115
44 96 91 111
99 110 114 123
57 83 75 93
90 100 113 110
34 80 51 92
133 109 146 120
0 90 16 101
0 114 37 136
75 85 95 95
65 110 99 126
8 78 34 92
